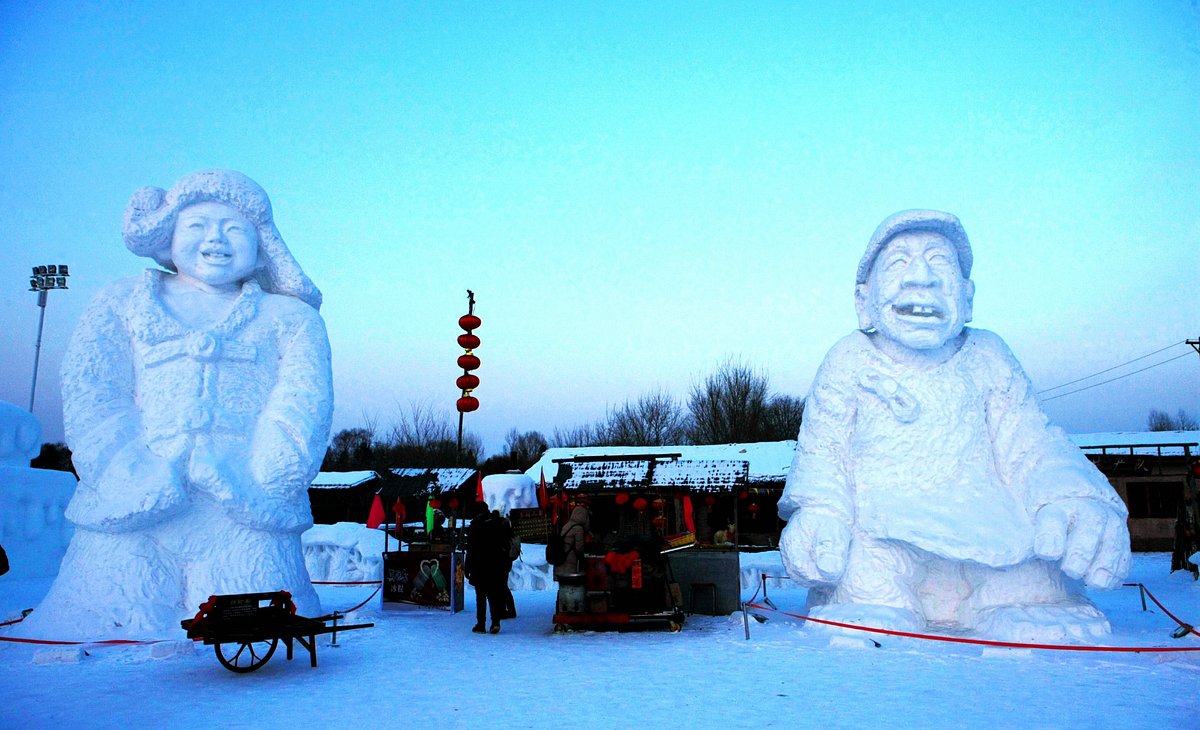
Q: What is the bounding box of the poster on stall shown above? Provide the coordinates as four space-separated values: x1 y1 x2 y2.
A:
382 550 465 612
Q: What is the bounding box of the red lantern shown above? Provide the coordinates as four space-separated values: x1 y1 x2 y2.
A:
704 495 717 506
652 516 666 529
1192 461 1200 478
448 497 460 510
748 502 760 518
456 374 480 390
457 333 480 349
457 353 480 371
614 493 630 506
429 498 441 510
652 498 666 511
633 497 648 511
459 314 481 331
738 490 749 500
456 396 479 413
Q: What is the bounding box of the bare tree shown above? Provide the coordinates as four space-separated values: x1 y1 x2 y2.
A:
503 428 549 468
688 358 771 444
603 389 690 446
549 422 604 448
1148 408 1199 431
763 394 805 441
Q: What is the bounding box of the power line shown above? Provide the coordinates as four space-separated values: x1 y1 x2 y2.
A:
1036 341 1188 394
1040 351 1195 402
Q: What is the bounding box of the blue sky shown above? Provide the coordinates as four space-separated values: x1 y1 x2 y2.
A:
1 1 1197 456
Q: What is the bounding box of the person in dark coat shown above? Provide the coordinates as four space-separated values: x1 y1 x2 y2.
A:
465 510 513 634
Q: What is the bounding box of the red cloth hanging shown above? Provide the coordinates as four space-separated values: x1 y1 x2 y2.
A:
538 468 549 509
366 494 385 529
475 471 485 502
682 494 695 533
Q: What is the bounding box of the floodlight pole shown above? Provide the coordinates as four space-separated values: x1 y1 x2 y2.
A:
29 289 48 411
28 264 71 411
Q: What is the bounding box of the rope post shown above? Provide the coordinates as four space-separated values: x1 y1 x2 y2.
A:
742 601 751 640
331 611 341 647
1138 584 1147 613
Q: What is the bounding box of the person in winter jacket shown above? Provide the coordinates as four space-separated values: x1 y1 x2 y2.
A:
553 505 590 579
466 510 513 633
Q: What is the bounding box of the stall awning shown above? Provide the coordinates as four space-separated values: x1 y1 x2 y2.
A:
554 457 751 494
378 468 477 498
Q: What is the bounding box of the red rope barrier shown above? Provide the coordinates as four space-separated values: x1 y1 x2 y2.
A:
1137 584 1200 638
745 602 1200 653
314 585 381 621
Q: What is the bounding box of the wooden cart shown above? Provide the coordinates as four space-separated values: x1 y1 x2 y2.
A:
181 591 373 673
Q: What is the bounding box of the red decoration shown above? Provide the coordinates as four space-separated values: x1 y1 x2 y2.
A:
459 314 481 331
652 498 666 511
614 493 630 506
633 497 648 511
1192 462 1200 477
652 515 666 529
390 499 406 522
456 396 479 413
738 490 749 500
457 333 481 349
429 498 441 511
366 495 385 529
456 374 480 390
448 497 460 511
476 472 485 502
682 495 695 533
538 468 549 509
748 502 760 518
457 353 481 371
704 495 717 506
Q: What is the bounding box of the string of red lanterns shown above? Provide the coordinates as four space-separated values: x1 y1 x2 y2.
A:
456 291 480 414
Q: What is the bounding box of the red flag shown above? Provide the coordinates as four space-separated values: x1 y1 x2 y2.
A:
366 494 385 529
537 468 549 509
475 471 485 503
391 499 406 523
682 495 695 533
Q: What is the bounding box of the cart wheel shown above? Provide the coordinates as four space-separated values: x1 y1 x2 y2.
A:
215 638 278 673
668 621 682 633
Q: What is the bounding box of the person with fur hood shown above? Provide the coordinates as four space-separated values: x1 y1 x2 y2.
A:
553 505 590 580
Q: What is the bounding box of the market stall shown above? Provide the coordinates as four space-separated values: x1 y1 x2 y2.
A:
545 454 753 629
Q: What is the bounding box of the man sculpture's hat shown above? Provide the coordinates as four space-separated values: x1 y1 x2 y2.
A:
856 209 973 285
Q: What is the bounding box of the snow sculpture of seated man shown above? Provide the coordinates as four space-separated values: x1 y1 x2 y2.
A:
26 170 332 639
778 210 1130 643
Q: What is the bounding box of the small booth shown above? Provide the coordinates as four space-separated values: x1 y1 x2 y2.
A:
374 469 477 613
545 454 752 629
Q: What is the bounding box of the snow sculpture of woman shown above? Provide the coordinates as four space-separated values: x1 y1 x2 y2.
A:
26 170 332 639
778 210 1130 643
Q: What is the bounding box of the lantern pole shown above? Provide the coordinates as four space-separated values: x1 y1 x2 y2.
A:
455 290 480 464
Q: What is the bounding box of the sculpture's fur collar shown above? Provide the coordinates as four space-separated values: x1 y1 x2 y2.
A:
129 269 262 344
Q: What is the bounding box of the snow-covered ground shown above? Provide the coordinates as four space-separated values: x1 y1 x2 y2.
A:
3 548 1197 729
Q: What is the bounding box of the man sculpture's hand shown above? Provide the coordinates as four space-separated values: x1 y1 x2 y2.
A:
779 511 851 585
1034 498 1130 589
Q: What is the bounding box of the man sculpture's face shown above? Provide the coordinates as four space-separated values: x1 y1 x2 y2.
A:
171 201 259 292
856 230 974 353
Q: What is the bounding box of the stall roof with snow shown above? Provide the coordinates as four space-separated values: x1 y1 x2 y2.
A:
1070 430 1200 457
384 467 477 497
310 470 380 489
526 442 795 490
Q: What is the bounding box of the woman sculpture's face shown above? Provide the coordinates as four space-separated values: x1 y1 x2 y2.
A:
170 201 259 292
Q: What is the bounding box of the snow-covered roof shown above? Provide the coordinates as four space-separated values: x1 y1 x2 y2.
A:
552 457 751 493
1070 431 1200 457
526 442 795 486
310 470 379 489
390 468 477 492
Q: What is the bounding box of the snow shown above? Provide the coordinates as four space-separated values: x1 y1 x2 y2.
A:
481 472 536 515
2 551 1197 728
310 471 378 488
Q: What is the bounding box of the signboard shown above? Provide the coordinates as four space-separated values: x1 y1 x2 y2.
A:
382 550 464 612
